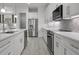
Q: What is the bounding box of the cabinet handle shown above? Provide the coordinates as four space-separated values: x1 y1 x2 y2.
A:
71 44 79 50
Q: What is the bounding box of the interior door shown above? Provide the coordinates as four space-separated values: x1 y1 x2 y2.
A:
19 13 26 29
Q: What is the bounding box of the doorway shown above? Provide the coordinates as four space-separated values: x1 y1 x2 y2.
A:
28 18 38 37
19 13 26 29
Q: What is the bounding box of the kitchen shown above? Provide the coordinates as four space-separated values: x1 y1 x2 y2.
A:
0 3 79 55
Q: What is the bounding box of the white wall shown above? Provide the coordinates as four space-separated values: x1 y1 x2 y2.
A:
45 3 57 24
38 6 46 37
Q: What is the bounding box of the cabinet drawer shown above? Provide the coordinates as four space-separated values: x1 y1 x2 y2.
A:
65 39 79 54
0 45 14 55
0 42 11 55
0 39 11 48
55 34 79 54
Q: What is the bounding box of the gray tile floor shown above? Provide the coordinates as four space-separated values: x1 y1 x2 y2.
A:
22 37 50 55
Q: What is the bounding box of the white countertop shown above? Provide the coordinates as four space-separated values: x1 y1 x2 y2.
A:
0 29 26 41
43 27 79 42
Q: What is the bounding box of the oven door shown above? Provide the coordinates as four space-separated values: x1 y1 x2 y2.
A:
47 31 54 54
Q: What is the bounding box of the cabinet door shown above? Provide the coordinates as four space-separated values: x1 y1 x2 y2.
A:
70 3 79 16
54 39 64 55
64 48 77 55
63 3 71 19
44 30 47 43
54 40 60 55
19 32 24 51
42 29 47 44
11 34 23 55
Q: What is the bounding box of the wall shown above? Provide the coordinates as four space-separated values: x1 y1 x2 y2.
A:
38 6 46 37
45 3 63 24
27 6 46 37
45 3 56 24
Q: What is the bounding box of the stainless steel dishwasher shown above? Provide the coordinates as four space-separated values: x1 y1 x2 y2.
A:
47 30 54 55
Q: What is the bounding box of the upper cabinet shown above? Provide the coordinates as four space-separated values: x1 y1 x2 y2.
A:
63 3 71 19
53 3 71 20
69 3 79 17
63 3 79 19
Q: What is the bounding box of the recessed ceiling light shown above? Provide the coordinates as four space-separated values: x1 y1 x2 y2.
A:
27 3 30 5
14 14 17 18
1 8 5 13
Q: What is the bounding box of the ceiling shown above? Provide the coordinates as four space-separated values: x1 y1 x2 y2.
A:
0 3 48 13
0 3 48 8
28 3 49 7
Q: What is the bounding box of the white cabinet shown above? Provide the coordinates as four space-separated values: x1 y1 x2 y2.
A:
54 36 64 55
63 3 71 19
54 34 79 55
56 3 79 19
64 48 77 55
42 29 47 44
63 3 79 18
69 3 79 16
0 31 24 55
11 32 24 55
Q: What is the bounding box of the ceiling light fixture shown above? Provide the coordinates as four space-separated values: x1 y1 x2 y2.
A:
1 8 5 13
14 14 17 18
1 3 5 13
14 3 17 18
28 3 30 4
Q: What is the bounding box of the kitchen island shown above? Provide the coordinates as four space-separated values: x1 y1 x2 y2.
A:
0 29 26 55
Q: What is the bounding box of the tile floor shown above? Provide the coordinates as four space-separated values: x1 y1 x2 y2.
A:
22 37 50 55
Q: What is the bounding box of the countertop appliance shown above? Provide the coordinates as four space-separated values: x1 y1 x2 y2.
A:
47 30 54 55
53 5 63 21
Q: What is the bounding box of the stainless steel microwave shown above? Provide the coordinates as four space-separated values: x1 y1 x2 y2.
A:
53 5 63 21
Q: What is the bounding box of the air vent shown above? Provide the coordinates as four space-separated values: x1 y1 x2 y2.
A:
28 8 38 12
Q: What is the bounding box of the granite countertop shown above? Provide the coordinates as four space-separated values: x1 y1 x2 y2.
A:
43 27 79 42
0 29 26 41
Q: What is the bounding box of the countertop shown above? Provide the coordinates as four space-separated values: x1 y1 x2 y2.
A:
43 27 79 42
0 29 26 41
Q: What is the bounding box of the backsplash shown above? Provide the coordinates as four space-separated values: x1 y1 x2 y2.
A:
48 18 79 32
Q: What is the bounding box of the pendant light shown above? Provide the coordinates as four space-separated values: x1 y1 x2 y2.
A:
14 3 17 18
1 3 5 13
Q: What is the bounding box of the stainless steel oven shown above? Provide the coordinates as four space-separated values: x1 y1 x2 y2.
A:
47 30 54 55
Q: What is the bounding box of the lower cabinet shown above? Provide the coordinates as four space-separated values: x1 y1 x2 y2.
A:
54 39 64 55
11 32 24 55
0 32 24 55
42 29 47 44
54 34 79 55
64 48 76 55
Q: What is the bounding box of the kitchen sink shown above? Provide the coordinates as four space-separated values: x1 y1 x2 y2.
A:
4 30 18 34
4 31 15 33
59 29 72 32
